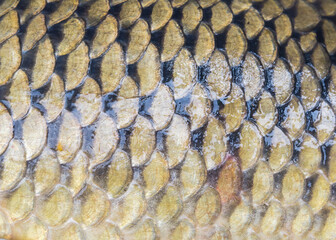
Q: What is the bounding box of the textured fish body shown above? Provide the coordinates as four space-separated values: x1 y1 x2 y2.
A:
0 0 336 239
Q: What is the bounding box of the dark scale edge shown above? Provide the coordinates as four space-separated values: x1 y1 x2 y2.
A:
303 49 313 66
31 81 51 104
108 3 122 19
16 20 30 46
247 37 260 55
126 62 137 85
264 16 276 30
174 95 191 118
146 185 170 215
138 94 155 120
132 166 145 183
263 67 275 97
0 153 6 181
282 1 299 21
139 3 154 23
214 28 227 50
88 55 104 87
25 157 40 180
330 183 336 205
64 87 81 112
136 170 149 193
75 1 98 27
206 167 221 188
190 123 207 153
197 63 210 86
20 44 38 78
302 173 318 202
13 119 23 140
321 74 332 102
81 123 97 157
0 101 12 122
59 163 71 186
162 59 174 89
15 0 30 12
83 26 96 45
272 169 287 199
118 126 132 153
169 167 182 183
183 31 197 54
156 129 166 153
91 158 114 190
245 95 261 124
42 1 61 16
171 5 183 22
315 20 327 47
54 55 68 81
103 92 119 119
320 143 329 170
0 82 12 101
304 104 320 138
220 0 234 6
227 128 241 156
30 102 47 118
47 22 66 48
201 6 212 24
277 42 288 60
263 132 273 162
251 1 263 14
291 135 304 165
74 184 89 200
114 28 129 51
241 167 256 192
320 137 334 172
47 115 62 150
211 98 225 119
150 28 164 51
231 65 243 87
331 55 336 71
231 12 245 30
293 71 301 98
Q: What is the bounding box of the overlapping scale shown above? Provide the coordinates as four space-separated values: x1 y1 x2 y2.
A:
0 36 21 86
0 140 26 192
56 110 82 164
47 0 78 27
56 16 85 56
40 73 65 122
22 14 47 52
119 0 141 29
101 42 126 94
33 147 61 195
111 76 139 129
64 41 89 91
0 1 336 239
0 10 18 45
90 15 118 59
0 103 13 155
19 0 45 25
22 107 47 160
126 19 150 64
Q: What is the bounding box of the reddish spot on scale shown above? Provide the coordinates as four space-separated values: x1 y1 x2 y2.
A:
216 154 242 204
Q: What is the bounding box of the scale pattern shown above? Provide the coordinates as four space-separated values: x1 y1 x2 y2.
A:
0 0 336 239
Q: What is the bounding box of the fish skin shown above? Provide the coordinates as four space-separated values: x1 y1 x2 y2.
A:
0 0 335 239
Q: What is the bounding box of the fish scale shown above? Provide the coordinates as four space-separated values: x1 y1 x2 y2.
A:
0 0 335 239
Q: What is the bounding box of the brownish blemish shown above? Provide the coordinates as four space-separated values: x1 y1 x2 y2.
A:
216 154 242 204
